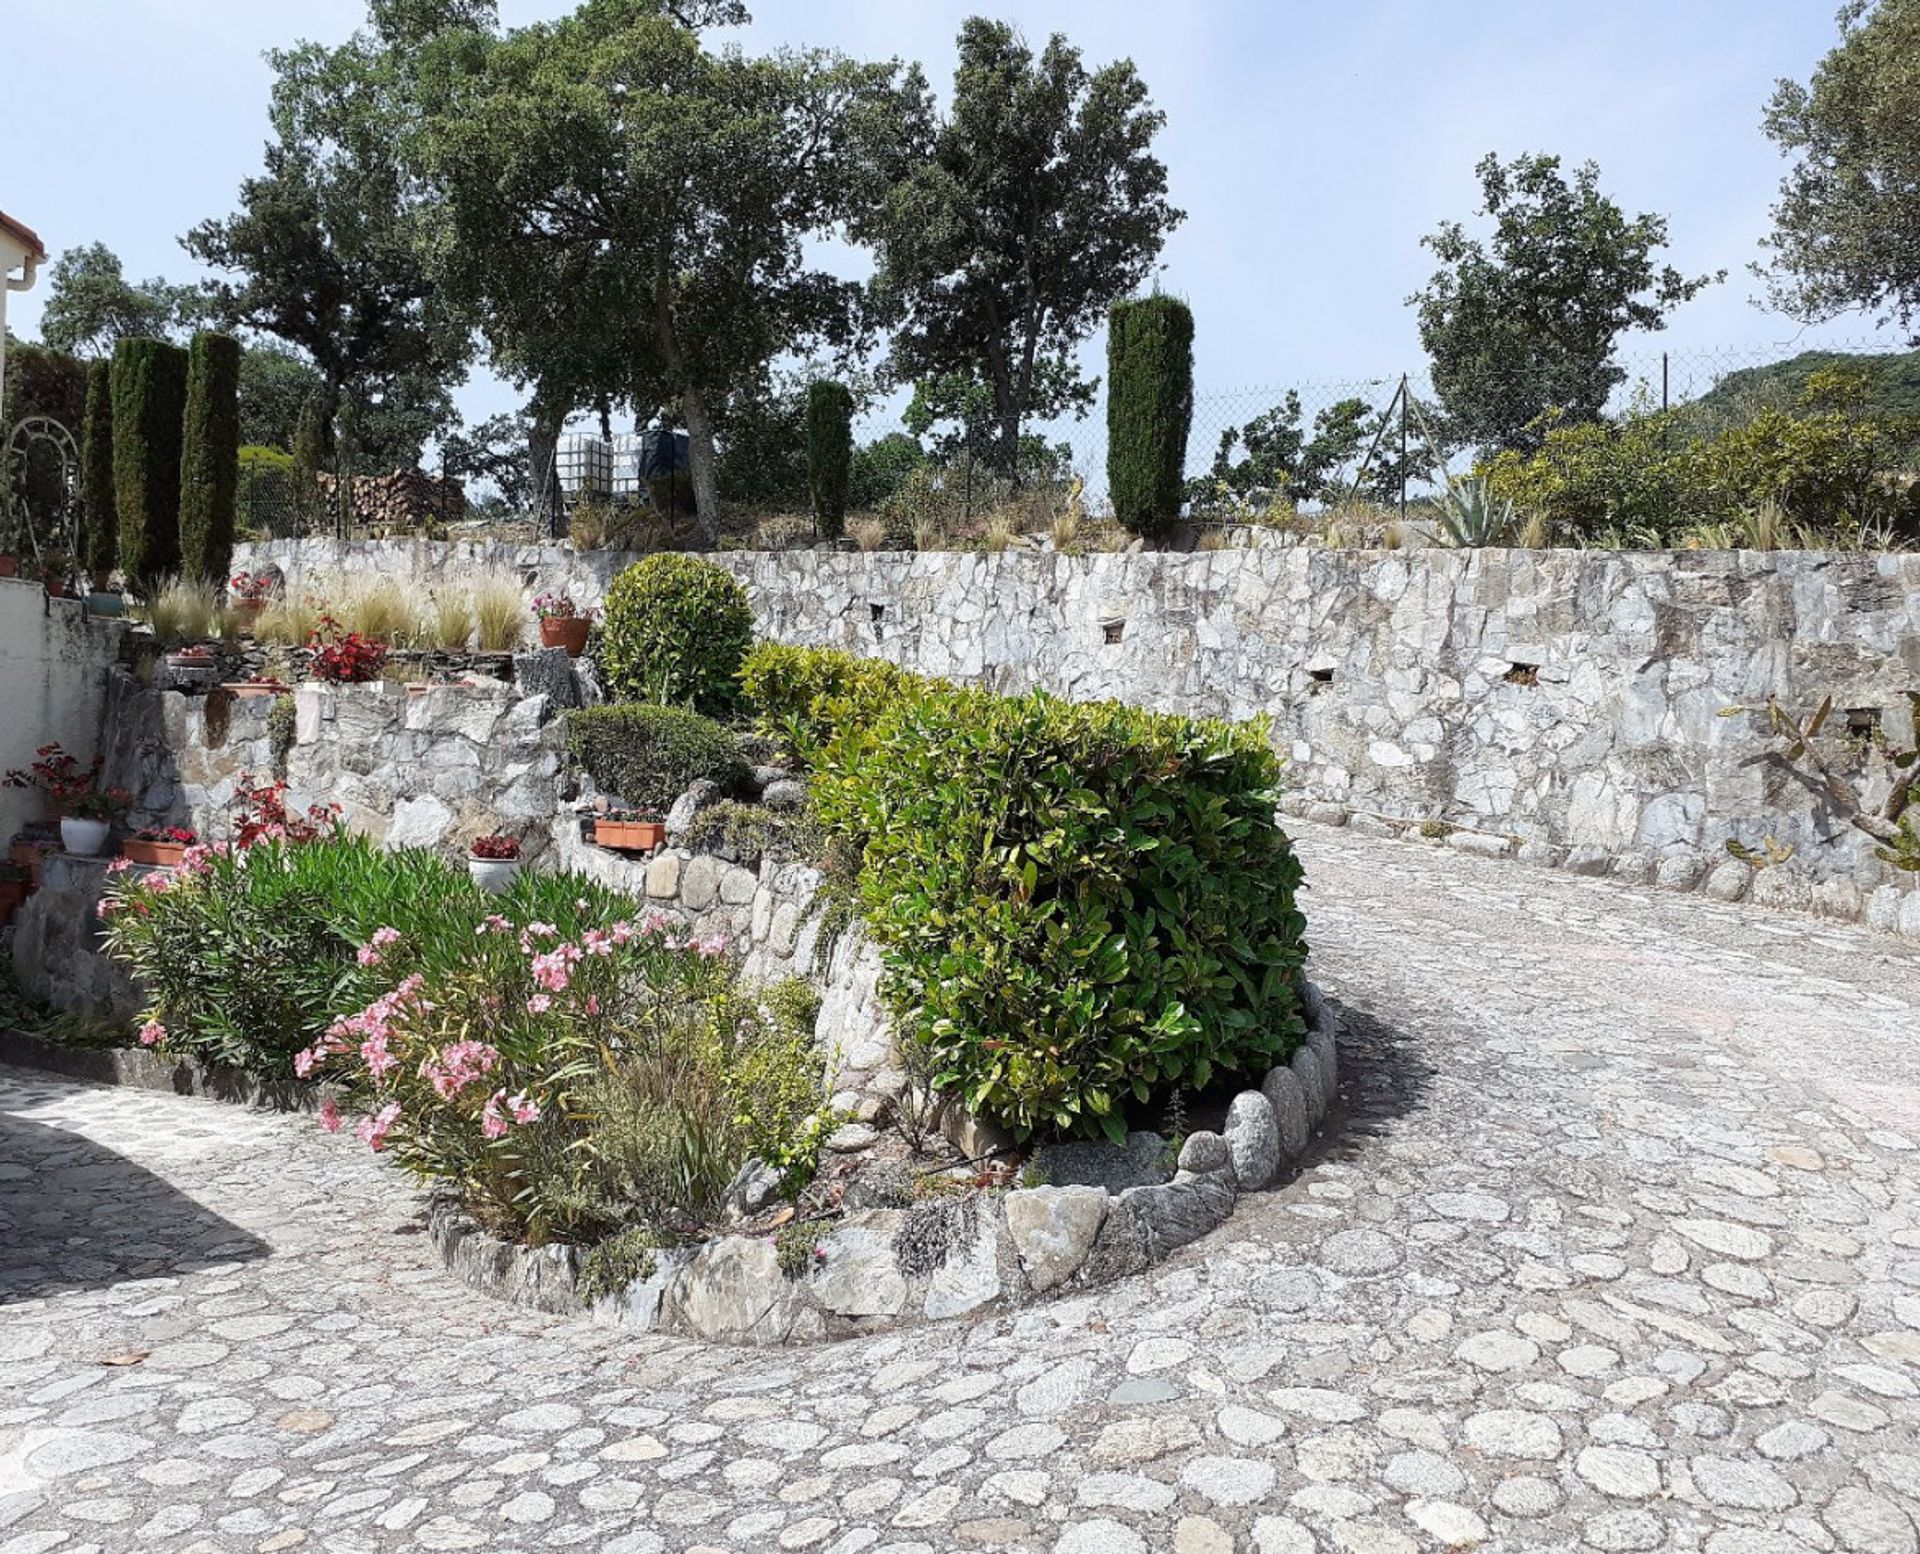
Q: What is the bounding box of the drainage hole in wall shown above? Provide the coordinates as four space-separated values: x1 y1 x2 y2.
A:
1102 620 1125 646
1505 663 1540 687
1845 707 1881 742
869 602 886 624
1308 668 1335 687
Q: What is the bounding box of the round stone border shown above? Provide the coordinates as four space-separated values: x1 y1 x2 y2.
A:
422 978 1344 1346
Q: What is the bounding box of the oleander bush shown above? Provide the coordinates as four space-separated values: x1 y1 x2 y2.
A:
103 829 830 1245
599 553 753 714
566 703 750 811
768 645 1309 1142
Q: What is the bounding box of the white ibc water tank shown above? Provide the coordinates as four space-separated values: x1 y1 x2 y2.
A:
610 432 647 502
554 434 611 500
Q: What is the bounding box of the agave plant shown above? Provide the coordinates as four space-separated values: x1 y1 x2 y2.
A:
1434 476 1518 548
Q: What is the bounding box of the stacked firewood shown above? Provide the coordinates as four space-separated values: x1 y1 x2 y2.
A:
314 469 467 529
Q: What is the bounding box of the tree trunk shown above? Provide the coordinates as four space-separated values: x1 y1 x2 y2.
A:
528 390 565 538
681 386 721 541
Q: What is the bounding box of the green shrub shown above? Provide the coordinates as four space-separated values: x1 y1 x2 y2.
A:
179 331 243 582
80 359 117 586
740 642 929 765
808 666 1308 1143
806 380 854 541
599 553 754 713
566 704 749 810
682 799 819 868
100 832 479 1075
1107 295 1195 538
110 337 190 591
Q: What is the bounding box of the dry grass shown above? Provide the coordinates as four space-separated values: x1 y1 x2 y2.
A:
848 516 886 552
145 578 221 644
472 575 526 653
981 513 1016 554
431 588 475 652
340 578 429 648
253 592 325 647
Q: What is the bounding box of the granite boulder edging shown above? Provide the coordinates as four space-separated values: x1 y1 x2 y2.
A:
421 977 1344 1345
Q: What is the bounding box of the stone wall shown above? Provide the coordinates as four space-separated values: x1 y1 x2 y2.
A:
238 539 1920 935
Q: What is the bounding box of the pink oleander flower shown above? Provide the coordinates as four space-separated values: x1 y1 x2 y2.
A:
356 1101 402 1152
372 926 400 947
105 857 132 876
476 913 514 937
356 943 383 966
318 1098 343 1133
694 931 726 959
525 994 552 1015
360 1030 398 1080
481 1088 540 1139
609 920 634 946
293 1046 321 1079
137 1020 166 1048
508 1092 540 1125
96 898 116 920
585 995 601 1016
581 929 613 957
423 1040 500 1100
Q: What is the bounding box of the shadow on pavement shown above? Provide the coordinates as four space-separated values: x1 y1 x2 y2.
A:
0 1108 268 1302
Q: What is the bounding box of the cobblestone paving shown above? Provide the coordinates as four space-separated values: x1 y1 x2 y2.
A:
4 827 1920 1554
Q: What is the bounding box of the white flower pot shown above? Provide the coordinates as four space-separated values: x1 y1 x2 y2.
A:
60 817 111 857
468 856 520 894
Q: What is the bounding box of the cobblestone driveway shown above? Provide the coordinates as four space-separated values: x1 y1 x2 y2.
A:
4 827 1920 1554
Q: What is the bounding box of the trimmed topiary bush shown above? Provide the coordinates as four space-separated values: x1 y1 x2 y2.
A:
599 553 753 714
566 704 750 811
179 331 243 583
800 646 1308 1144
80 359 117 586
806 380 854 541
1107 295 1194 539
111 337 190 591
741 642 931 767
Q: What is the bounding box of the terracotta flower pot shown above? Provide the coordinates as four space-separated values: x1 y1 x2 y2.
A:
234 598 267 633
0 554 18 579
44 577 70 599
123 839 188 867
539 616 590 657
222 681 287 699
0 879 26 927
594 819 664 854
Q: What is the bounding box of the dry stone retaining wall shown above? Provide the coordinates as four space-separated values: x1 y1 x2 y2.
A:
236 539 1920 939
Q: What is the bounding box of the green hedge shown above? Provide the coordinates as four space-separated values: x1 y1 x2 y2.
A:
806 380 854 541
599 553 753 714
110 337 190 590
566 704 750 811
1107 295 1194 538
739 642 929 765
80 359 117 585
752 644 1308 1142
179 331 243 582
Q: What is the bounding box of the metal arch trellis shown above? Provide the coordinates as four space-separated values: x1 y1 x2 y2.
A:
0 415 83 574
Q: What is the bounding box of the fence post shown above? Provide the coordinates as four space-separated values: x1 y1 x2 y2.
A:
1399 374 1409 524
1662 352 1670 414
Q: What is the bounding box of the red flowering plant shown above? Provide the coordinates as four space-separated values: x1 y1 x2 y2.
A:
307 615 389 683
232 774 342 847
5 743 107 816
470 832 521 860
131 825 198 845
228 570 278 603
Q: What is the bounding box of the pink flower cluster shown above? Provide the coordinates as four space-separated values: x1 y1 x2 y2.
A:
480 1088 541 1140
423 1039 500 1100
296 973 430 1080
138 1020 167 1048
357 925 402 967
357 1101 402 1151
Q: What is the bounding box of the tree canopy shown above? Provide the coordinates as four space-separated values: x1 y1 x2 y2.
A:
1762 0 1920 342
36 244 202 358
415 0 904 529
1410 152 1720 451
859 18 1181 481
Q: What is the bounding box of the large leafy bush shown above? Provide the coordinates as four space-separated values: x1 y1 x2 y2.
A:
783 649 1309 1143
566 704 749 810
598 553 753 713
740 642 929 765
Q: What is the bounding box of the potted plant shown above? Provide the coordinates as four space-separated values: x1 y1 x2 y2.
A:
222 675 292 698
593 806 666 854
37 550 75 599
533 592 596 657
228 569 278 633
122 824 197 868
307 623 389 684
468 831 522 893
59 783 131 857
0 864 28 927
5 744 100 822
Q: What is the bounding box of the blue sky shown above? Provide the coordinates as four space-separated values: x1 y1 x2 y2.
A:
2 0 1890 445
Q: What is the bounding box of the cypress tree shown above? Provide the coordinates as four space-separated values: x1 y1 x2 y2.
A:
1106 295 1194 538
80 359 118 587
805 380 854 541
110 338 190 591
291 391 330 535
178 331 243 582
